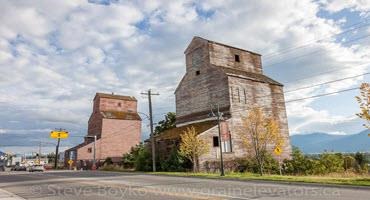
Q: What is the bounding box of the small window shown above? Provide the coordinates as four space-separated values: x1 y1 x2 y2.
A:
235 54 240 62
88 148 92 153
196 70 200 76
213 136 219 147
118 102 122 107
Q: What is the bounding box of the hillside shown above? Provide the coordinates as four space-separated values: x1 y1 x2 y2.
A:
290 130 370 153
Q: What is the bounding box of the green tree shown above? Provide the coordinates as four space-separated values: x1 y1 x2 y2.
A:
154 112 176 135
121 143 152 171
318 153 344 174
283 147 314 175
135 145 152 171
354 152 368 172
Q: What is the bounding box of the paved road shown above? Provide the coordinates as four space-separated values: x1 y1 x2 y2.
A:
0 171 369 200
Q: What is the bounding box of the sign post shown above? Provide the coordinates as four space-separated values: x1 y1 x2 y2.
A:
68 159 73 170
50 129 69 169
274 146 283 175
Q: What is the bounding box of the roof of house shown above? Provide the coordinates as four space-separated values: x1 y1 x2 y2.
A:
94 93 137 101
101 111 141 121
192 36 261 56
221 67 283 86
155 120 218 140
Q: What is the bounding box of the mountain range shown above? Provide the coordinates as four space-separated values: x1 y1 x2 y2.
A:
290 130 370 153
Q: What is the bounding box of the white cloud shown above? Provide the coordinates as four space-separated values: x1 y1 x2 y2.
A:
321 0 370 16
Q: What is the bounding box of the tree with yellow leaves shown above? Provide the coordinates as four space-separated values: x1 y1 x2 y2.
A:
241 107 283 176
356 83 370 129
179 126 210 172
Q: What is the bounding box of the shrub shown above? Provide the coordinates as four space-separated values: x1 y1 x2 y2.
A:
159 148 191 172
235 153 279 174
121 143 152 171
122 152 135 169
283 147 313 175
354 152 368 173
317 153 344 174
343 156 356 171
134 145 152 171
104 157 113 166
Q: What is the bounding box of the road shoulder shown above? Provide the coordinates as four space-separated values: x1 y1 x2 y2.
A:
0 188 25 200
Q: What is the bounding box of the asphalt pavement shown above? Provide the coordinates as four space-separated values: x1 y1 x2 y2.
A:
0 170 369 200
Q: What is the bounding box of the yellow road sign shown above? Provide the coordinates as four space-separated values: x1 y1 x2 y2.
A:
368 133 370 137
274 146 282 156
68 160 73 165
50 130 69 139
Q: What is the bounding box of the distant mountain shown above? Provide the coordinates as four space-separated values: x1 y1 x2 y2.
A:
290 130 370 153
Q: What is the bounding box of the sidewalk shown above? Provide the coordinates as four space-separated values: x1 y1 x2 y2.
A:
0 189 24 200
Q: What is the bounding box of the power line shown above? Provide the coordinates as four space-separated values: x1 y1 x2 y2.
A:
263 20 370 59
285 87 359 103
264 34 370 68
282 63 369 85
285 72 370 93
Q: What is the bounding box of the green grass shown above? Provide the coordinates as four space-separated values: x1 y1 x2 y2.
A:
148 172 370 187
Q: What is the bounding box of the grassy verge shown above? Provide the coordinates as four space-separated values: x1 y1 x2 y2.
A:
148 172 370 187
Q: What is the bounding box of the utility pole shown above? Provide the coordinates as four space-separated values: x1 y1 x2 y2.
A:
141 89 159 172
211 104 225 176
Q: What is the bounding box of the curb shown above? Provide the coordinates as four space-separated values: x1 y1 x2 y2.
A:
99 170 370 190
144 173 370 190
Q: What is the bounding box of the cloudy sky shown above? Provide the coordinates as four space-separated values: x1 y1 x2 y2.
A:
0 0 369 154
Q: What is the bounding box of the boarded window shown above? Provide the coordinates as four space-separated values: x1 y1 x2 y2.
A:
222 134 232 153
235 54 240 62
87 148 92 153
213 136 219 147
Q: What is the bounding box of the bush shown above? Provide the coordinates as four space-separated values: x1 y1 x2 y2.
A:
354 152 368 173
283 147 313 175
235 153 279 174
159 148 191 172
283 147 348 175
121 143 152 171
104 157 113 166
122 152 135 169
343 156 356 171
317 153 344 174
134 145 152 171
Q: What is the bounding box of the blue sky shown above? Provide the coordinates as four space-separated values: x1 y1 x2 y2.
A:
0 0 369 154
